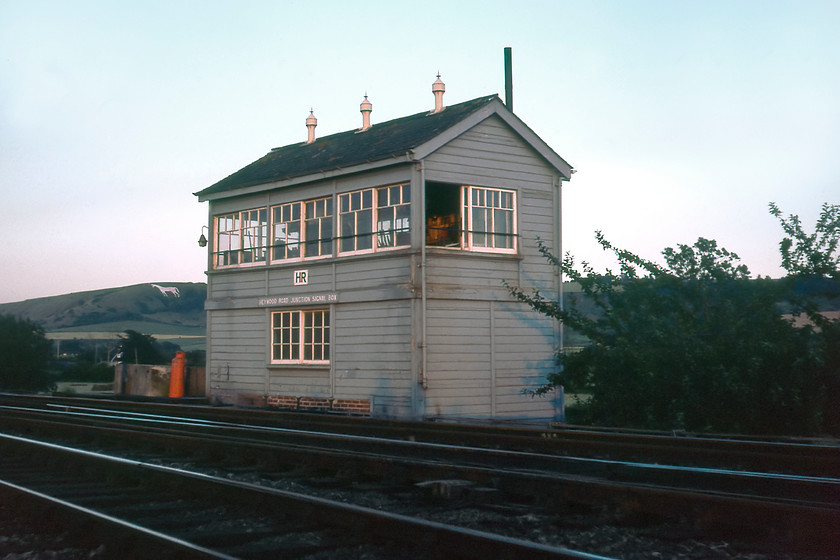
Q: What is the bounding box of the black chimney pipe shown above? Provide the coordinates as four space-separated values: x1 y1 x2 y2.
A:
504 47 513 112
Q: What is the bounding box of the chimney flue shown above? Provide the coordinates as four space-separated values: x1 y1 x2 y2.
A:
504 47 513 111
360 94 372 130
432 73 445 112
305 109 317 143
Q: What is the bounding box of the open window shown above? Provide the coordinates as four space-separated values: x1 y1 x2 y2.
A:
425 182 517 253
425 182 461 247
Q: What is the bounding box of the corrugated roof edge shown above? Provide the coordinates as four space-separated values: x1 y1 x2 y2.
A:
194 93 573 200
194 95 499 199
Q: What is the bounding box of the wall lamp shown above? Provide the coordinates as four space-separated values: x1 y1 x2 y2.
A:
197 226 209 247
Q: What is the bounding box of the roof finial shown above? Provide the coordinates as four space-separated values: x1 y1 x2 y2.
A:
360 94 372 131
305 108 317 144
432 73 445 113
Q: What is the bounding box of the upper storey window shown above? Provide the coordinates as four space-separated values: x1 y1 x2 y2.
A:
425 183 517 253
465 186 516 251
211 185 410 269
339 189 374 253
271 197 333 262
214 208 268 267
338 184 410 255
376 184 411 249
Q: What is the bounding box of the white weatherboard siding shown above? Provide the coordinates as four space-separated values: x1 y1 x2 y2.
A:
333 300 414 417
207 308 266 399
201 98 567 421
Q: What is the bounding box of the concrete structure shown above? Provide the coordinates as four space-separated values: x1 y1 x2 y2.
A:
195 76 573 420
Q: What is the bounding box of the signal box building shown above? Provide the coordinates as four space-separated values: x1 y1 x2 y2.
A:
195 77 573 421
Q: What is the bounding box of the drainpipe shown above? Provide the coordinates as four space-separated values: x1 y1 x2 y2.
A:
419 161 428 390
555 174 565 421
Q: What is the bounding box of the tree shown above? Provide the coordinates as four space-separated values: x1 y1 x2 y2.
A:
769 202 840 434
770 202 840 279
0 314 52 391
116 330 167 365
508 204 840 435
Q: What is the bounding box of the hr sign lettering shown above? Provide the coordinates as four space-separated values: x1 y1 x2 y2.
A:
293 270 308 286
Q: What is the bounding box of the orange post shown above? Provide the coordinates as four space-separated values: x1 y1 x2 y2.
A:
169 350 186 398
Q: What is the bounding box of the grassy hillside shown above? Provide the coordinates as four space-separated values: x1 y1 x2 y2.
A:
0 282 206 337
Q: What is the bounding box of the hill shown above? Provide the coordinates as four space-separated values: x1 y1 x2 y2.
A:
0 283 206 349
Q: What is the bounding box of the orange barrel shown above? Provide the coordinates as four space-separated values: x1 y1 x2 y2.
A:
169 350 186 398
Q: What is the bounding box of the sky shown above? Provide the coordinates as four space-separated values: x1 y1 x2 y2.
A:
1 0 838 303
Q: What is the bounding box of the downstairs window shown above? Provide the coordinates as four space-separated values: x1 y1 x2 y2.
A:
271 309 330 364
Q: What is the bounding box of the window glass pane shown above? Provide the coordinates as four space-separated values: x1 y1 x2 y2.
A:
357 209 372 250
494 208 513 248
377 206 394 248
340 211 355 252
396 204 411 246
305 218 321 256
321 216 333 255
272 203 301 260
472 207 487 247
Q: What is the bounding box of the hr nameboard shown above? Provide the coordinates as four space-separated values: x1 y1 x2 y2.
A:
257 293 338 307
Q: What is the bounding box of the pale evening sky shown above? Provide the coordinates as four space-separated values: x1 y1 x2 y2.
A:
1 0 838 303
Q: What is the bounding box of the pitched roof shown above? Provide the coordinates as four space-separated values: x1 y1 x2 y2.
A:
196 94 571 200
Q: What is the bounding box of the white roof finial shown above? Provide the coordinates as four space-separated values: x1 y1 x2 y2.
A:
432 73 445 113
305 108 317 144
360 94 372 131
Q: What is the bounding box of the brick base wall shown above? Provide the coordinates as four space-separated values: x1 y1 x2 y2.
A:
331 398 372 414
266 394 371 415
266 394 298 409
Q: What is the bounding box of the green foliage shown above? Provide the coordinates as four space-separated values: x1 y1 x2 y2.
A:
0 314 53 391
57 360 115 383
770 202 840 279
117 330 168 365
509 204 840 436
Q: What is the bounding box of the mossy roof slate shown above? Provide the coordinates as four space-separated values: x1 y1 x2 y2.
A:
195 95 501 199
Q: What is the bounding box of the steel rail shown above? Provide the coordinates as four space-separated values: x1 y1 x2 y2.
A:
1 403 838 553
3 392 837 476
0 478 236 559
0 432 611 560
5 403 839 508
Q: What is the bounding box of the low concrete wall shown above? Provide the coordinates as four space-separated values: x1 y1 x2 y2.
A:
114 364 206 397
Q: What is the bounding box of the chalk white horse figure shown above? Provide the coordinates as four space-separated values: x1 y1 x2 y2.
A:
151 284 181 298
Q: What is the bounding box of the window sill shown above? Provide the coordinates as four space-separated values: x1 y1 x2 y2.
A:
424 246 523 261
267 363 330 370
206 246 522 274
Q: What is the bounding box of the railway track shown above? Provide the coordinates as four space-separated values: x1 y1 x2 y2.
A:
0 432 604 560
1 394 838 557
3 392 837 477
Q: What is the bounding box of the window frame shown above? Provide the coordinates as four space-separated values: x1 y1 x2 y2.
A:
210 183 413 269
338 183 411 256
375 183 411 250
213 208 268 268
270 309 330 365
461 185 518 254
270 196 334 263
